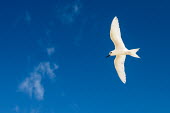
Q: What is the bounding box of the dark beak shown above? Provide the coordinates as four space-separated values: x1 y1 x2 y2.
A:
106 55 110 58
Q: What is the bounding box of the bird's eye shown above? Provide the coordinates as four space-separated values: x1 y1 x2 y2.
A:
110 52 112 54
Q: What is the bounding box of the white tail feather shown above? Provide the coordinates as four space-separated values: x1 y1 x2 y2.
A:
130 48 140 58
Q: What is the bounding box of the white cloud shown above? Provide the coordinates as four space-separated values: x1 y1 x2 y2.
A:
56 0 81 24
47 47 55 56
19 73 44 100
19 62 58 100
35 62 58 79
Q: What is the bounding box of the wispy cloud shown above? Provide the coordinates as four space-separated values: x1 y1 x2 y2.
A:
70 103 80 113
30 108 40 113
47 47 55 56
25 11 31 24
56 0 81 24
13 11 32 28
35 62 58 79
19 62 58 100
19 72 44 100
14 105 19 113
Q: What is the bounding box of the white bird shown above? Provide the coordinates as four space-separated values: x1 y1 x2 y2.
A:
106 16 140 84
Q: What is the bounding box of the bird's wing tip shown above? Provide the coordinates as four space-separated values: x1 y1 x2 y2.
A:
114 16 118 20
111 16 119 25
122 80 126 84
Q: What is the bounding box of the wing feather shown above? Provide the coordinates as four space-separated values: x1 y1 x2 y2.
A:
114 55 126 84
110 17 126 50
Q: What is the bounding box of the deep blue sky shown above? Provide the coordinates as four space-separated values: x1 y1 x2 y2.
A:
0 0 170 113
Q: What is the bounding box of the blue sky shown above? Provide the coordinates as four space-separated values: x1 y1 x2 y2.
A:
0 0 170 113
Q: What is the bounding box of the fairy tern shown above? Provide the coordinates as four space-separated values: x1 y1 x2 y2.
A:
106 16 140 84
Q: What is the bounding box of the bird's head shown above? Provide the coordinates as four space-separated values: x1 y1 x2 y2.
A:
106 50 116 58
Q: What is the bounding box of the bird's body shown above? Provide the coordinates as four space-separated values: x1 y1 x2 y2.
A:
107 16 140 84
110 49 139 56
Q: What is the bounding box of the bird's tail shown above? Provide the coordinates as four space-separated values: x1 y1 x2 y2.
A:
129 48 140 58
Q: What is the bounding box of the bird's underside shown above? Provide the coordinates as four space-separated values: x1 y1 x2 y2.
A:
114 55 126 83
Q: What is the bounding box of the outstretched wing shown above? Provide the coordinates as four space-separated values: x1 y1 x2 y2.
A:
110 17 126 50
114 55 126 84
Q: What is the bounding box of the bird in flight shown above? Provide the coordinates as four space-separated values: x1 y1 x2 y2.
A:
106 16 140 84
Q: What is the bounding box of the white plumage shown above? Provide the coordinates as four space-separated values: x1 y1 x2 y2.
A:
108 16 140 84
